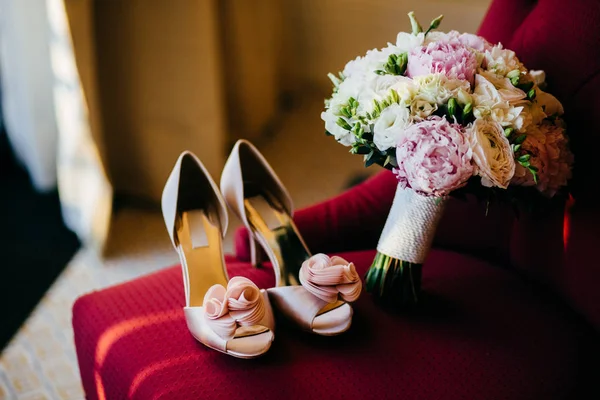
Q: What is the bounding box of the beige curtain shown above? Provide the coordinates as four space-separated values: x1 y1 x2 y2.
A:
47 0 113 253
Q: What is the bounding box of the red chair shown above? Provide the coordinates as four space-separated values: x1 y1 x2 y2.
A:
73 0 600 398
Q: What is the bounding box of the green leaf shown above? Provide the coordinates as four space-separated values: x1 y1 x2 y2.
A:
396 53 408 75
365 156 378 168
327 72 341 88
373 99 381 114
527 88 537 100
447 98 458 117
518 154 531 162
529 168 539 184
517 81 534 93
513 144 522 152
425 14 444 36
336 118 352 131
407 11 423 34
351 145 371 155
507 69 521 80
504 127 514 138
461 102 473 122
515 134 527 144
390 89 400 104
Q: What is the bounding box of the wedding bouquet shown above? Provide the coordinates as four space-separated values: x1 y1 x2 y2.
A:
322 12 573 306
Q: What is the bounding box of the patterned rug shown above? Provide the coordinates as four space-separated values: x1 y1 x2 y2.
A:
0 210 178 400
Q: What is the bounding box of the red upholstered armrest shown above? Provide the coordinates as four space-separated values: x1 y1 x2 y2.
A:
235 170 515 264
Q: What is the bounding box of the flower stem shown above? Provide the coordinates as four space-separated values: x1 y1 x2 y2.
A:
365 252 422 308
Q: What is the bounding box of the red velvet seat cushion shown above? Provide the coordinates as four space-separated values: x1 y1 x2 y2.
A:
73 251 598 400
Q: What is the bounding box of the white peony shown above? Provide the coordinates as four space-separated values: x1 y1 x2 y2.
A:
467 119 515 188
342 55 369 80
344 45 401 80
483 44 526 76
373 104 411 151
321 110 355 147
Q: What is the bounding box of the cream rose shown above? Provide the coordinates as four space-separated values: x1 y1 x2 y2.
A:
468 119 515 188
414 74 470 105
410 96 437 120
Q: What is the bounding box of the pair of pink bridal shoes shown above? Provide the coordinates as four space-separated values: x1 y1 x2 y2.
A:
162 140 361 359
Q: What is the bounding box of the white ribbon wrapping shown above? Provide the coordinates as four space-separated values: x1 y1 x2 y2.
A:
376 185 448 264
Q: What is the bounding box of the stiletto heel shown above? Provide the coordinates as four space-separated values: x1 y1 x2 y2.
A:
162 151 275 358
221 140 361 336
249 234 263 268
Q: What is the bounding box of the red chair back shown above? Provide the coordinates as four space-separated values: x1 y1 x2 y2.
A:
478 0 600 330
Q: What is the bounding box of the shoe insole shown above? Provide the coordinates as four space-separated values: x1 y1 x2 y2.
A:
245 195 347 327
244 195 311 287
177 210 228 307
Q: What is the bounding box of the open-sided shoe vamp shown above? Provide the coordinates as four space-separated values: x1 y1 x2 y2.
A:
268 286 351 331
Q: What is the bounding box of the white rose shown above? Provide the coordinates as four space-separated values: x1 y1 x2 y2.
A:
473 75 527 130
396 32 424 53
373 104 411 151
467 119 516 188
483 44 526 76
410 96 437 120
478 70 526 103
321 110 355 147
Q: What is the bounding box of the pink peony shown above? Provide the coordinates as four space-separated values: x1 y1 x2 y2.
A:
407 37 478 85
394 116 474 196
457 33 492 52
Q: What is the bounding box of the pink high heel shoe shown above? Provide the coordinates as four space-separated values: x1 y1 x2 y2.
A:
162 151 275 358
220 140 362 335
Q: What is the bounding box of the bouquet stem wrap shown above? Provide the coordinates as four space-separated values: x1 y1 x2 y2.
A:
365 185 447 307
